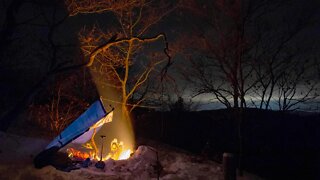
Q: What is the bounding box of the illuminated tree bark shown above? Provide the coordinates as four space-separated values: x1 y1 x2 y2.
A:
65 0 174 119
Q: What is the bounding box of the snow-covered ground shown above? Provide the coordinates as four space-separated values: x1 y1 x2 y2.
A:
0 132 262 180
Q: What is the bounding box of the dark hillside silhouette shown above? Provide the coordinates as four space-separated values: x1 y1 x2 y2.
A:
133 108 320 179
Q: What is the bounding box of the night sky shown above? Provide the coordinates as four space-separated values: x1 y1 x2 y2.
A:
0 0 320 127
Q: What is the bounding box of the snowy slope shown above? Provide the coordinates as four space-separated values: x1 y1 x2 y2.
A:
0 132 262 180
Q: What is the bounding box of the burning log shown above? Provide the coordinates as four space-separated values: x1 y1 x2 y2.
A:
67 148 91 160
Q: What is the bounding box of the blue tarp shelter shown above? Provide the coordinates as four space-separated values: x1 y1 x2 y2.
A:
46 99 113 150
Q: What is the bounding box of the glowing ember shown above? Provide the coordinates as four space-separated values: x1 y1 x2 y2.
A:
67 148 92 160
82 142 94 150
67 138 132 161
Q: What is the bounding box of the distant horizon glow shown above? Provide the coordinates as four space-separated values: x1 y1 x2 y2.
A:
188 94 320 112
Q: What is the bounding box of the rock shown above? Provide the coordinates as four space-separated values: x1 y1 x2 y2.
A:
95 161 105 169
81 158 92 168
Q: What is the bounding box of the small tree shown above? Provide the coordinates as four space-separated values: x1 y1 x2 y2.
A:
276 60 319 111
29 70 94 136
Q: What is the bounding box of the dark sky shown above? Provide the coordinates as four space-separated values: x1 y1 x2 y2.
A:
0 0 319 113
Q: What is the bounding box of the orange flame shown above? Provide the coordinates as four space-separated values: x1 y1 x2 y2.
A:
67 148 92 160
102 138 132 161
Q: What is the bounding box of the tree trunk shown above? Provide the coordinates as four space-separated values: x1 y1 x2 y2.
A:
237 107 244 176
233 92 239 108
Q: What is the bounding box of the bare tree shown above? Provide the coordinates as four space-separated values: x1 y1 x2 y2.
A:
180 0 269 109
29 71 93 136
65 0 174 120
179 0 320 175
276 60 319 111
181 0 320 111
250 0 320 111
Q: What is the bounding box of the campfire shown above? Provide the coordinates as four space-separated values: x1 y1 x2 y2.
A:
34 99 143 172
66 138 133 161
